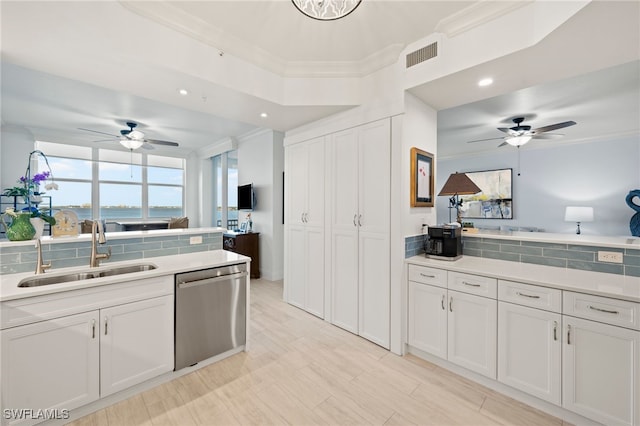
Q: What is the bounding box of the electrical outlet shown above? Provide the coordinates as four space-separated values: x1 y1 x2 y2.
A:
597 251 623 263
189 236 203 245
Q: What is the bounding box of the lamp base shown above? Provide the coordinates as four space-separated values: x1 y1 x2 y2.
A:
576 222 581 234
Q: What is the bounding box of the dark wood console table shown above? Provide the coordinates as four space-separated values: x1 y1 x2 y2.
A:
223 232 260 278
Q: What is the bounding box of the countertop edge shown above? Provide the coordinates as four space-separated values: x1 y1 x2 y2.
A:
406 255 640 303
0 250 250 302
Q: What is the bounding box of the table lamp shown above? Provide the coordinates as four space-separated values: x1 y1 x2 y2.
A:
564 206 593 234
438 172 481 223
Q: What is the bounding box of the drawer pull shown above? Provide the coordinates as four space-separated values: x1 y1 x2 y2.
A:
516 291 540 299
449 296 453 312
441 294 445 310
92 319 96 339
567 324 571 345
553 321 558 341
420 273 436 279
588 305 619 315
462 281 480 287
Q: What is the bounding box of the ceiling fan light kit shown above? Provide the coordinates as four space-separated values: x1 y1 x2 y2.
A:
505 135 532 146
291 0 362 21
119 139 144 150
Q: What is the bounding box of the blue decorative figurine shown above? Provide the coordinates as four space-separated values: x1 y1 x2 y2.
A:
626 189 640 237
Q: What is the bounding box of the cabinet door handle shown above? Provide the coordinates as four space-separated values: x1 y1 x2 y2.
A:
567 324 571 345
104 317 108 336
516 291 540 299
449 296 453 312
553 321 558 341
358 214 362 227
420 273 435 278
92 319 96 339
588 305 619 315
441 294 445 310
462 281 480 287
305 213 309 223
353 214 357 227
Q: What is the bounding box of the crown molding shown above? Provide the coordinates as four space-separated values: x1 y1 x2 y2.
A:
435 1 533 38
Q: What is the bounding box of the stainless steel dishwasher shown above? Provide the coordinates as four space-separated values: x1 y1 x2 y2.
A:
174 263 247 370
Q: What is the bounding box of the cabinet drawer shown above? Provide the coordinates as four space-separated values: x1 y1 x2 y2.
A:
448 272 497 299
498 280 562 313
563 291 640 330
408 264 447 288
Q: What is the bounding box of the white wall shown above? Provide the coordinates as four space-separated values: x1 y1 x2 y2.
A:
437 135 640 236
237 129 284 281
1 125 36 192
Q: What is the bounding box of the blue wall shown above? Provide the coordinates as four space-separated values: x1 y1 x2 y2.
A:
436 136 640 236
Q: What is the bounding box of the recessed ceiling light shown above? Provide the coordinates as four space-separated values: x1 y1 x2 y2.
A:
260 112 268 118
478 78 493 87
178 89 189 96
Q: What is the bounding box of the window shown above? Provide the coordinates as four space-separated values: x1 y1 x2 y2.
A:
212 150 238 228
36 141 185 221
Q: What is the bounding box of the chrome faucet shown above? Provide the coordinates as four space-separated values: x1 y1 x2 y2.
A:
90 220 111 267
35 239 51 274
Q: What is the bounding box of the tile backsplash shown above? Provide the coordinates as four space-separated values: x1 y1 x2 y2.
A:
0 232 223 275
405 234 640 277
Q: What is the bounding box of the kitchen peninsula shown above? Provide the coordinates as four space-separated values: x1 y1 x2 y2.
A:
0 227 251 426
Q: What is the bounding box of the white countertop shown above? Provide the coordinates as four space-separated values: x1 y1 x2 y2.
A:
0 227 227 248
406 255 640 303
0 250 250 302
461 229 640 250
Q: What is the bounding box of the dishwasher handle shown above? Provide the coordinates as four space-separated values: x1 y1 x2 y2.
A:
177 271 248 289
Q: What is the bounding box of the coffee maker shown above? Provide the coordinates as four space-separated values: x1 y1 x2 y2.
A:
425 226 462 260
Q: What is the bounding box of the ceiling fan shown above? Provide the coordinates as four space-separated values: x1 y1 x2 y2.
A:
467 117 576 147
79 121 179 150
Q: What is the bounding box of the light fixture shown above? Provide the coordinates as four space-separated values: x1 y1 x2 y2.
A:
291 0 362 21
128 129 145 140
505 135 532 146
478 77 493 87
564 206 594 234
178 89 188 96
260 112 268 118
119 139 144 150
438 172 482 223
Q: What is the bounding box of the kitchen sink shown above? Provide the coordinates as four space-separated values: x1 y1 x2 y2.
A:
18 263 157 287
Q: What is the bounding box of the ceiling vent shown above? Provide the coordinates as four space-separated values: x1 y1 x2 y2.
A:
406 42 438 68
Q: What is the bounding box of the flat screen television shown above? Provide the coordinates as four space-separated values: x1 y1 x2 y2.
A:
237 183 255 211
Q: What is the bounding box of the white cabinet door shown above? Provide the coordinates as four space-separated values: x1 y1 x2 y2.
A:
563 316 640 426
100 295 174 397
1 311 99 424
285 137 326 318
287 224 306 309
408 282 447 359
448 290 497 379
357 119 391 349
498 302 561 405
330 127 359 334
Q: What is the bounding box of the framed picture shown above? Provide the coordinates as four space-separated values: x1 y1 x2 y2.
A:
460 168 513 219
410 147 434 207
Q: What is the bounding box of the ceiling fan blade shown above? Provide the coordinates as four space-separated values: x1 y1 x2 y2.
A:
141 143 155 150
497 141 508 148
467 137 505 144
145 138 179 147
92 138 118 143
531 133 564 140
532 121 576 134
78 128 119 138
497 127 512 134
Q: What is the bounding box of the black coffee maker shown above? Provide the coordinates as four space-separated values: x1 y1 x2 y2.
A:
425 226 462 260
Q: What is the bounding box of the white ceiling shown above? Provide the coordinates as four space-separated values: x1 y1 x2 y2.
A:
1 1 639 158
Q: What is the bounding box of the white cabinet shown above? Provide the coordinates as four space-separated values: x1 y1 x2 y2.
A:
407 266 497 379
408 280 447 359
1 277 174 425
100 295 174 396
448 289 497 379
285 137 325 317
498 301 561 405
330 119 391 348
563 293 640 426
1 311 100 424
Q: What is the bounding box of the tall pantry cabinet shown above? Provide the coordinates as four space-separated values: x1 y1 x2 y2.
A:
329 119 391 349
284 136 326 318
284 118 392 349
